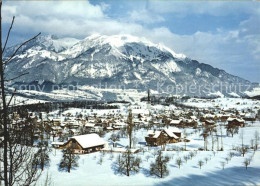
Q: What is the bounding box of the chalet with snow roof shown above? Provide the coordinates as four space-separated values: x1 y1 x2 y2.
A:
63 134 106 154
145 130 168 146
227 118 245 127
145 128 182 146
243 113 256 121
164 128 181 143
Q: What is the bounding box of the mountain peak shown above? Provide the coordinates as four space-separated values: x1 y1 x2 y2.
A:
5 34 256 97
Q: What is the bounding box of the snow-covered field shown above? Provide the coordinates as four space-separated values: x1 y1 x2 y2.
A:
37 122 260 186
184 97 260 111
5 96 259 185
12 86 147 103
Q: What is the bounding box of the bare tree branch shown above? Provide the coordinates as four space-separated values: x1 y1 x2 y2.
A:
7 88 16 107
4 32 41 65
3 16 15 53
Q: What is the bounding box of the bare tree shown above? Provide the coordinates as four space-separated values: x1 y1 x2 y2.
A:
243 158 250 170
255 130 259 150
0 3 42 185
117 149 141 176
239 147 248 157
198 160 204 169
189 151 195 159
183 155 189 163
240 129 244 148
183 129 187 151
33 140 51 171
225 157 229 164
211 130 215 151
228 152 234 160
216 132 219 151
42 172 53 186
59 146 79 173
175 158 182 169
220 126 223 151
98 156 103 165
204 157 209 164
127 109 134 149
201 130 208 151
109 133 120 147
221 161 225 170
150 150 169 178
250 139 254 149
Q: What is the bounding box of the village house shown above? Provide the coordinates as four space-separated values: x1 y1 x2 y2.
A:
164 128 181 143
227 117 245 127
145 130 167 146
145 128 182 146
62 134 106 154
243 113 256 121
204 120 216 126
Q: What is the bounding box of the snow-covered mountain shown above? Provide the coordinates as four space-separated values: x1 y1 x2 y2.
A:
4 34 257 98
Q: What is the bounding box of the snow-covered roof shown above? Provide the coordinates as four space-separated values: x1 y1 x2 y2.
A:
190 116 197 120
71 134 105 149
244 113 256 118
205 120 215 123
164 129 180 139
113 122 127 126
51 141 65 146
147 130 161 138
227 117 245 122
153 131 161 138
85 123 95 128
52 126 62 130
132 109 149 115
170 120 181 124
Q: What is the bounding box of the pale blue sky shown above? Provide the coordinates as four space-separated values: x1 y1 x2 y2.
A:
2 0 260 82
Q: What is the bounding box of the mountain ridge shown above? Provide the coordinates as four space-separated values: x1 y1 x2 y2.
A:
4 34 257 98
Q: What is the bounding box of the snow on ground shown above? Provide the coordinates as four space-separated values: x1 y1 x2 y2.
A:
37 121 260 186
14 86 147 103
6 95 47 106
245 85 260 97
184 97 260 111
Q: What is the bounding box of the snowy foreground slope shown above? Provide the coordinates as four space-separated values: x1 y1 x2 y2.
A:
4 34 258 98
34 97 260 186
37 123 260 186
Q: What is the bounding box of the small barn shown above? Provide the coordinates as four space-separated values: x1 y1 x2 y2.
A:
63 134 106 154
